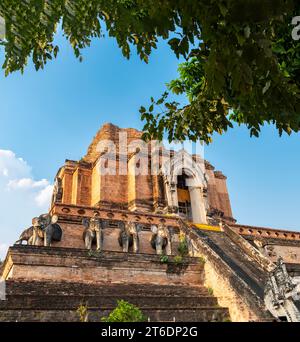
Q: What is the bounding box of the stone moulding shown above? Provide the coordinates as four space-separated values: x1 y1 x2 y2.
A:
50 203 181 227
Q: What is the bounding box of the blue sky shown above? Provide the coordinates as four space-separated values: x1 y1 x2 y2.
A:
0 32 299 258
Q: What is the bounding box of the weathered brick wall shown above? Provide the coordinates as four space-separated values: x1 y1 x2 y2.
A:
99 173 128 208
49 221 181 255
3 247 205 286
203 259 261 322
266 245 300 264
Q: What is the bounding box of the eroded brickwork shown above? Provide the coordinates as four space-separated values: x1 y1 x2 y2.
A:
53 123 234 221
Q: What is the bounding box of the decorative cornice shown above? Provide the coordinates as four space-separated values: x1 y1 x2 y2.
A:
232 224 300 241
51 203 181 227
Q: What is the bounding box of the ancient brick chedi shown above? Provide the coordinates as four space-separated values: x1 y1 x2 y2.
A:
1 123 300 322
55 123 233 223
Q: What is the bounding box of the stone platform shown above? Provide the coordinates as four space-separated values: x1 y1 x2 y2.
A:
2 245 204 286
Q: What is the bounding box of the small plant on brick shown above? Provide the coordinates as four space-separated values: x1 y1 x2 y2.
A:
173 255 183 265
207 287 214 296
87 250 101 258
77 304 89 322
101 300 147 322
223 317 232 322
198 256 206 265
160 254 169 264
177 233 189 257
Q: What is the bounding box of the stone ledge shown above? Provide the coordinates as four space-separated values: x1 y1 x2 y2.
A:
2 245 204 286
5 245 199 264
50 203 181 227
0 307 230 322
4 280 208 295
0 295 219 310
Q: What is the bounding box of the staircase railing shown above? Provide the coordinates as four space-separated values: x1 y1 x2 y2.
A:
221 223 275 273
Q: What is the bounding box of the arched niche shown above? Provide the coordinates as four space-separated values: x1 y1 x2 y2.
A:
161 150 208 224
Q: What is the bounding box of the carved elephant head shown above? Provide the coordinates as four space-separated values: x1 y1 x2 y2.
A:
38 214 58 229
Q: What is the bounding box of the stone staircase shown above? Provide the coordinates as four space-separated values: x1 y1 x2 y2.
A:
177 219 275 321
0 281 229 322
194 229 268 299
0 246 230 322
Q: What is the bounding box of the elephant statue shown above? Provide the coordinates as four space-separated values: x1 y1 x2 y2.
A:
16 217 40 245
41 214 63 246
34 214 62 247
15 226 34 245
118 221 140 253
82 214 104 251
151 224 172 255
16 214 62 247
51 176 63 206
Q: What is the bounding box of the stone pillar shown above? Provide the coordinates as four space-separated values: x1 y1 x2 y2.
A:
214 171 233 219
71 165 92 206
127 152 153 212
152 175 166 212
170 182 179 213
205 161 221 211
61 160 78 205
189 186 207 224
91 163 101 206
163 176 178 213
62 169 73 204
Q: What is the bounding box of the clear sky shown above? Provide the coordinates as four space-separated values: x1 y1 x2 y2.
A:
0 32 299 259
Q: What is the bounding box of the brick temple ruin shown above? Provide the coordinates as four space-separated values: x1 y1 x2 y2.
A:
1 123 300 322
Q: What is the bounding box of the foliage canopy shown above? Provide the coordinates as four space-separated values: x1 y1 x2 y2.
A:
0 0 299 142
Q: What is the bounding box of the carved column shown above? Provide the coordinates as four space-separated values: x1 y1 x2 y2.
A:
189 186 207 224
163 176 178 213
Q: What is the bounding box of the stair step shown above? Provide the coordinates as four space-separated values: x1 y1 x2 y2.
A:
5 281 209 296
143 308 230 322
0 307 230 322
0 295 218 310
